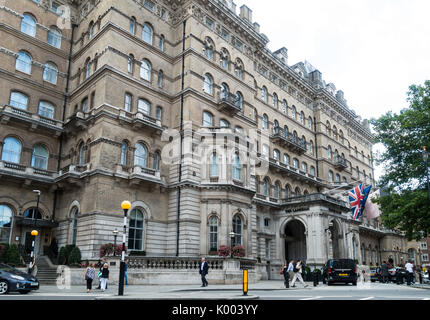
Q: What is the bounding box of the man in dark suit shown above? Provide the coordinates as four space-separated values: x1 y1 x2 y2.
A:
199 257 209 287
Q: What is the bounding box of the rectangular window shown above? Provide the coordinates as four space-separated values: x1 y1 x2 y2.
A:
221 29 229 41
421 242 428 250
144 0 155 11
124 94 132 112
205 17 214 29
235 38 243 51
422 254 429 262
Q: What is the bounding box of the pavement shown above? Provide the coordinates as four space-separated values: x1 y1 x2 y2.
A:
30 280 316 300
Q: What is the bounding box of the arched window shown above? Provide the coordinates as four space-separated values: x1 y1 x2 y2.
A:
128 208 145 251
273 120 280 134
310 166 315 176
88 21 95 39
142 23 153 44
1 137 22 163
70 207 78 245
309 140 314 155
283 125 289 137
159 35 165 51
262 114 268 130
236 91 243 110
24 208 42 220
282 100 287 114
301 162 308 173
232 154 241 180
209 216 218 252
202 111 213 127
261 86 267 102
153 151 160 170
274 183 281 199
285 185 291 198
21 14 37 37
283 153 290 165
120 141 128 166
210 153 219 177
203 74 213 95
300 111 305 125
232 215 242 246
85 58 92 79
307 117 313 130
47 27 62 48
220 48 229 70
157 70 163 88
335 173 341 183
203 38 214 61
293 158 299 169
81 97 88 112
0 205 13 243
128 54 134 73
138 98 150 115
78 142 85 165
220 83 229 99
329 170 334 182
328 146 332 159
134 143 148 167
220 119 229 128
43 62 58 84
272 93 278 109
140 59 151 81
31 144 49 170
263 178 269 196
334 150 339 162
234 60 243 79
295 187 301 197
129 17 136 34
16 51 32 74
9 91 28 110
291 106 296 119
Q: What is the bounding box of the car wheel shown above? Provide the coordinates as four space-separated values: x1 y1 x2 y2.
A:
19 290 30 294
352 281 357 286
0 280 9 295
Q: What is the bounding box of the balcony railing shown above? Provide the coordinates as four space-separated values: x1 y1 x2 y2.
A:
266 157 324 186
126 256 224 270
271 128 307 154
0 105 63 135
217 92 242 114
334 157 348 170
281 193 349 209
0 160 57 182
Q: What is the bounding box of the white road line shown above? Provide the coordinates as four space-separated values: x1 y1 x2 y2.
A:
423 298 430 300
360 296 374 300
300 296 322 300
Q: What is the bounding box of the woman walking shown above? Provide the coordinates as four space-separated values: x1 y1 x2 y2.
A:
291 260 308 288
281 262 290 288
84 263 95 293
100 263 110 292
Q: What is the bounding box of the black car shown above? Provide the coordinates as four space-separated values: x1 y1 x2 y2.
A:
388 267 407 283
322 259 357 285
0 263 39 294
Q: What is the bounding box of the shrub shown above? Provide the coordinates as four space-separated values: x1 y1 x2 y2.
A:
68 246 81 265
58 246 67 265
6 244 21 266
0 243 9 263
231 245 245 258
217 245 230 257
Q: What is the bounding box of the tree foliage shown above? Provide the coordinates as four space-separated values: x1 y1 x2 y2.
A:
371 80 430 240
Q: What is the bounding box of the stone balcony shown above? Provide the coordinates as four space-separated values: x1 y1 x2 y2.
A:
0 160 57 184
253 193 280 208
270 128 307 155
115 164 165 186
280 193 350 212
217 92 242 115
64 104 163 136
0 105 63 137
334 157 348 171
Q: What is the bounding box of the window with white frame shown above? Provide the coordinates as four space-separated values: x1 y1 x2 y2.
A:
21 14 37 37
209 216 218 251
124 93 132 112
38 101 55 119
43 62 58 84
47 27 62 48
140 59 151 81
142 23 153 44
138 99 150 115
16 51 32 74
422 254 429 262
9 91 28 110
31 144 49 170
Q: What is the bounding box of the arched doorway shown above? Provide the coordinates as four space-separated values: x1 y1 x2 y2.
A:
284 219 307 263
328 220 342 259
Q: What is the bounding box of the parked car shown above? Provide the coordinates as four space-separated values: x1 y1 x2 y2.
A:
388 267 407 283
370 268 381 282
322 259 358 286
0 263 39 294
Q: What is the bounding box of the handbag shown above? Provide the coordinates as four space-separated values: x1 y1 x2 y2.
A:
97 271 102 278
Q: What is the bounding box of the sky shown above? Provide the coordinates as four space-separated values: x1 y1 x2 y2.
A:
236 0 430 181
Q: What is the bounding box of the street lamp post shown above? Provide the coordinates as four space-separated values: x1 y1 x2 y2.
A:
28 190 40 274
113 228 118 257
423 146 430 202
118 200 131 296
229 231 235 258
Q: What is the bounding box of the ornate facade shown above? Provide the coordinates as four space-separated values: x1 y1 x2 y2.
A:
0 0 409 279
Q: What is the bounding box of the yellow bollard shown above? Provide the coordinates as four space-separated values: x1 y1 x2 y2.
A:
243 269 248 296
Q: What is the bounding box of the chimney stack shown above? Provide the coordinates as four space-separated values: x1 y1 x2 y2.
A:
240 5 253 23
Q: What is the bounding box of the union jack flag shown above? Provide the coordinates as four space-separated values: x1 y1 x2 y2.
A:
348 183 372 220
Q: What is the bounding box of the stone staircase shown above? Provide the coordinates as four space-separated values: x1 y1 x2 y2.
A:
35 256 58 285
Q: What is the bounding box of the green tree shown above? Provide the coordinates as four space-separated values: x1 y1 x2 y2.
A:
68 246 81 265
6 244 21 266
371 80 430 240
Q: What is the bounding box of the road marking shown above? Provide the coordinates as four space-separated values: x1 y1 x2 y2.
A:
423 298 430 300
300 296 322 300
360 297 374 300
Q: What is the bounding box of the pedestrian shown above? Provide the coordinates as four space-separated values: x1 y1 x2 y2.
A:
381 261 389 283
84 263 95 293
124 258 129 286
281 262 289 288
291 260 308 288
97 258 107 289
418 266 423 284
405 260 414 286
287 260 295 281
199 257 209 287
100 263 109 291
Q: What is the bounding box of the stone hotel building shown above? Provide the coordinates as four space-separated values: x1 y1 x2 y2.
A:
0 0 415 280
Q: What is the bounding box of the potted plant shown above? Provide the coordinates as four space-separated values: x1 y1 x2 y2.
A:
217 245 230 258
231 245 245 258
